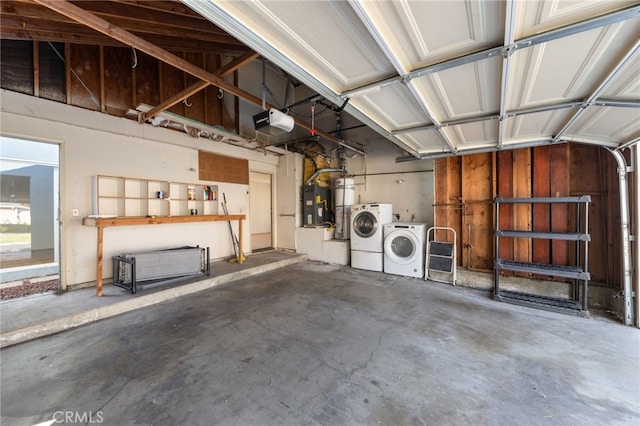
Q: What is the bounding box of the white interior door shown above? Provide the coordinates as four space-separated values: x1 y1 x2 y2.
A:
249 171 273 251
276 153 303 250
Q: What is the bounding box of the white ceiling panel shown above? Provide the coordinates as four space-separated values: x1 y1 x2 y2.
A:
599 51 640 100
396 129 449 154
186 0 640 159
515 0 638 38
508 20 640 109
190 0 394 92
350 0 504 71
566 107 640 145
505 109 578 141
444 121 499 150
349 84 431 130
414 57 501 121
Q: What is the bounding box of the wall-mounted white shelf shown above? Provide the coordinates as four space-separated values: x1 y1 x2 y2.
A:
94 175 218 217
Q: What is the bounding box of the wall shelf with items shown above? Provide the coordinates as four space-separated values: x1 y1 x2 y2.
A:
93 175 218 218
493 196 591 316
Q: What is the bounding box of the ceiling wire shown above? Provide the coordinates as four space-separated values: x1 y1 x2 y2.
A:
47 42 100 108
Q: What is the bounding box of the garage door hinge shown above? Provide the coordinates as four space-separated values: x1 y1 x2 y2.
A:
501 44 518 58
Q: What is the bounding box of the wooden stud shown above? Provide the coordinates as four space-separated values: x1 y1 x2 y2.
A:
512 148 532 264
497 150 514 264
144 80 210 120
461 153 493 270
233 69 239 134
132 49 137 107
99 45 105 113
33 40 39 97
550 144 569 266
532 146 551 264
65 42 71 103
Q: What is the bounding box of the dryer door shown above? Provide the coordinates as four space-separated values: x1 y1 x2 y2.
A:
352 211 378 239
384 230 420 264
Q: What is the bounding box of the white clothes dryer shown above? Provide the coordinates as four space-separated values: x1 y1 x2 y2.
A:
350 203 393 271
383 222 427 278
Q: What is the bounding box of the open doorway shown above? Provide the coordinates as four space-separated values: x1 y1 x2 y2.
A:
249 171 273 252
0 137 60 296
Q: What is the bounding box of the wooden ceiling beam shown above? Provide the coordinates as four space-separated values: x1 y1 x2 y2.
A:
70 1 232 35
144 80 210 121
0 18 248 55
217 51 260 78
2 1 243 47
143 52 259 120
107 0 205 20
31 0 346 147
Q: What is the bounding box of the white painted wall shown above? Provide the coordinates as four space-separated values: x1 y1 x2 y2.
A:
249 171 272 234
1 90 279 288
344 139 435 226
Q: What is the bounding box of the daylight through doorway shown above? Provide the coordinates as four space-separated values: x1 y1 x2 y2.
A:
0 137 60 291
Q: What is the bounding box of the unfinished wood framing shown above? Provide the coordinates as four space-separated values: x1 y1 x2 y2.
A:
434 145 622 288
32 40 39 97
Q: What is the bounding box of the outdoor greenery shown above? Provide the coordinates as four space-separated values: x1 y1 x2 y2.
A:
0 233 30 244
0 225 31 243
0 224 30 233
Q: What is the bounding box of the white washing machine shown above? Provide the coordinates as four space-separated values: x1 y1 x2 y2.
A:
383 222 427 278
350 203 393 271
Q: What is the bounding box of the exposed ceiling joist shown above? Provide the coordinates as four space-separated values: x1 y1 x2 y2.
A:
30 0 350 149
2 0 248 53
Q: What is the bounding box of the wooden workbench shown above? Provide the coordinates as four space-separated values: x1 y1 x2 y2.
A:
83 215 245 296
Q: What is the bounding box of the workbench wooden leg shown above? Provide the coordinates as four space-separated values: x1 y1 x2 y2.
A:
96 226 103 296
238 218 244 264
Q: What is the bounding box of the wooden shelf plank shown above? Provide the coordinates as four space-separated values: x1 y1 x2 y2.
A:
83 214 245 296
83 215 243 227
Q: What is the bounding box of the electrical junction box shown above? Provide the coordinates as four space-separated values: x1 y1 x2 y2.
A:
303 185 332 227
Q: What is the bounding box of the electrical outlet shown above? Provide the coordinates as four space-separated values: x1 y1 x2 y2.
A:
72 208 79 217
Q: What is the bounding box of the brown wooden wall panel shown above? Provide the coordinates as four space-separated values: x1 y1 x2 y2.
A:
204 53 224 126
69 44 100 111
461 153 493 269
0 40 34 95
184 52 206 124
532 146 551 264
569 144 619 285
512 149 532 263
198 151 249 185
161 52 186 117
104 46 133 116
38 41 65 103
434 157 463 262
496 151 514 264
134 51 159 108
550 144 570 267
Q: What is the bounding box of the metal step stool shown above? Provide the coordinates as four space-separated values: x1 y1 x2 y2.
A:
425 227 457 285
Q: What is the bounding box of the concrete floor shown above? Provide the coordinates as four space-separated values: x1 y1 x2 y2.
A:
1 261 639 425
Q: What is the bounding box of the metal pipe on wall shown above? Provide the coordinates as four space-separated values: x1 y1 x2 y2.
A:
634 145 640 328
306 168 345 186
608 148 634 326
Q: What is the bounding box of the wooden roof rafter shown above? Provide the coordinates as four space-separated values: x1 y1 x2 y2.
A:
29 0 349 148
143 51 260 121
